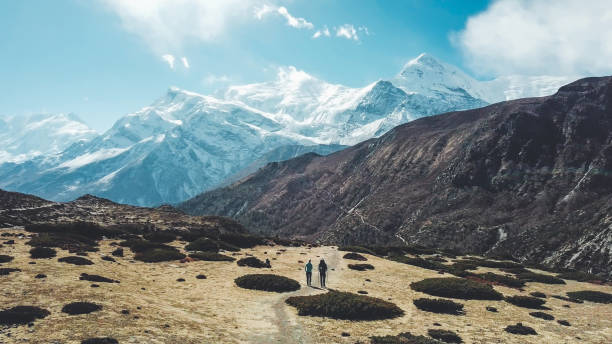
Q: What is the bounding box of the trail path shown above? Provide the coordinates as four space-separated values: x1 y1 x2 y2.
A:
248 247 341 344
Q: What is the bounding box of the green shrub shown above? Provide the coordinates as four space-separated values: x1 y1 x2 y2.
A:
0 255 13 263
79 273 118 284
529 311 554 320
348 263 375 271
566 291 612 304
477 272 525 288
81 338 119 344
286 290 403 320
25 222 106 239
557 320 571 326
30 247 56 259
58 256 94 265
343 252 368 261
458 258 522 269
410 278 503 300
517 272 565 284
558 271 605 282
0 306 50 325
235 274 300 292
111 248 124 257
428 329 463 343
389 256 445 272
413 298 464 315
370 332 441 344
119 239 164 253
143 231 176 243
61 302 101 315
505 295 546 309
504 323 537 335
551 295 583 303
189 251 235 261
529 291 546 298
217 240 241 252
237 256 268 268
185 237 219 252
219 233 265 248
338 246 376 255
27 232 98 252
134 248 185 263
0 268 21 275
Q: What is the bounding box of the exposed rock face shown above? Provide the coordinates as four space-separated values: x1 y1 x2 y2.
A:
0 189 246 235
180 77 612 278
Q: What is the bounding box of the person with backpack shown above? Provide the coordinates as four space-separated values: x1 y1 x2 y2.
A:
305 259 313 286
318 259 328 288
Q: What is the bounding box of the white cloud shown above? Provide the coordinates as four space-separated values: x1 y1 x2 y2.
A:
162 54 175 69
255 5 313 30
204 74 231 85
454 0 612 76
335 24 359 41
313 26 330 39
101 0 261 52
181 57 190 69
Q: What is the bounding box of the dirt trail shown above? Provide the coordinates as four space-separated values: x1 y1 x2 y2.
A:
249 247 341 344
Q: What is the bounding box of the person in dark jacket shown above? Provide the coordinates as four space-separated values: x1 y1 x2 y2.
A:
318 259 328 288
305 259 313 286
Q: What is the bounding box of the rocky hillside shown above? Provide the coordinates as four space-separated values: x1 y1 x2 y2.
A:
0 189 245 235
180 76 612 278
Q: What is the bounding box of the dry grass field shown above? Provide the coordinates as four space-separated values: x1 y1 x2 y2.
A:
1 227 611 344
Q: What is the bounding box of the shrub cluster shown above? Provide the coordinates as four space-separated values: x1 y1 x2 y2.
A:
237 256 268 268
81 338 119 344
0 268 21 275
529 291 546 298
566 290 612 304
61 302 102 315
529 311 554 320
517 272 565 284
343 252 368 261
476 272 525 288
348 263 375 271
286 290 404 320
551 295 583 303
58 256 94 265
185 238 219 252
427 329 463 343
79 273 119 284
410 278 503 300
557 271 603 282
111 248 124 257
143 231 176 243
413 298 464 315
134 247 185 263
0 254 13 263
370 332 440 344
235 274 300 292
219 233 266 248
504 323 537 335
459 258 522 269
0 306 50 325
30 247 57 259
389 256 446 272
557 320 571 326
338 246 376 255
505 295 547 309
189 251 235 261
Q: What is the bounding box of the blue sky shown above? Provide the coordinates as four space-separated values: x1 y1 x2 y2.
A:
1 0 611 131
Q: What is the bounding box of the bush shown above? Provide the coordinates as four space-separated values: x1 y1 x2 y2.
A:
428 329 463 343
410 278 503 300
143 231 176 243
343 252 368 261
185 238 219 252
81 338 119 344
476 272 525 288
0 255 13 263
348 263 375 271
459 258 522 269
219 233 265 248
338 246 376 255
189 251 235 261
58 256 94 265
529 311 554 320
0 268 21 275
35 274 46 279
529 291 546 298
505 295 547 309
119 239 164 253
504 323 537 335
237 256 268 268
500 267 530 274
413 298 464 315
557 320 571 326
371 332 440 344
30 247 56 259
101 256 115 262
235 274 300 292
389 256 446 272
566 291 612 304
196 274 207 279
27 232 98 252
551 295 583 303
0 306 50 325
286 290 403 320
134 248 185 263
111 248 124 257
79 273 118 283
517 272 565 284
557 271 603 282
61 302 101 315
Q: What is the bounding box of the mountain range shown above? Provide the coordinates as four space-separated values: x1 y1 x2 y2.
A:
0 54 571 206
179 76 612 278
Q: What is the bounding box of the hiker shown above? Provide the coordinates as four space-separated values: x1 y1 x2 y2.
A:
318 259 328 288
305 259 313 286
265 258 271 268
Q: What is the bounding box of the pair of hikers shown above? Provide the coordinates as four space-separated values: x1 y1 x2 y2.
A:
304 259 327 287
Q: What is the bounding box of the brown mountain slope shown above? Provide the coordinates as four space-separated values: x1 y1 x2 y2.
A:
180 77 612 278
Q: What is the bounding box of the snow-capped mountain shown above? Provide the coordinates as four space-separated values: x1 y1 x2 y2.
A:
0 113 97 163
0 54 571 206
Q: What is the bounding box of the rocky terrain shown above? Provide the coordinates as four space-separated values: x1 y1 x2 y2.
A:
180 76 612 278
